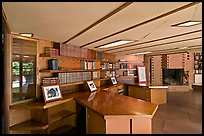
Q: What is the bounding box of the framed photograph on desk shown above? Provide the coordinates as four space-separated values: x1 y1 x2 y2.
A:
87 81 97 92
137 66 147 83
110 77 117 85
42 85 63 103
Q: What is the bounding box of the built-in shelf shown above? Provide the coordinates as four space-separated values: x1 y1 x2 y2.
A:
118 76 137 78
50 125 74 134
100 68 119 71
39 69 100 73
118 61 143 64
99 78 110 81
59 82 84 87
9 120 48 131
39 53 97 61
118 69 137 71
50 110 75 124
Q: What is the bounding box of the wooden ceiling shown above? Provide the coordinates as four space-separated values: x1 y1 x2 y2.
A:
2 2 202 56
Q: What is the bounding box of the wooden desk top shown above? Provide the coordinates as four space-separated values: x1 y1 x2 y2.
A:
74 90 158 119
10 84 158 118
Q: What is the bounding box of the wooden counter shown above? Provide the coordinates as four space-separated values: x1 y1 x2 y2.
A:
10 85 158 134
125 83 168 104
75 90 158 134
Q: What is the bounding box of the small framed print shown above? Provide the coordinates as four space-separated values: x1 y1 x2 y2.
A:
110 77 117 85
42 85 63 103
137 66 147 83
87 81 97 92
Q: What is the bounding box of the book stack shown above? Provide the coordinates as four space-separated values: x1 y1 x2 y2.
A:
53 72 92 84
123 70 130 76
92 71 98 80
48 59 58 70
42 77 60 85
100 63 109 69
120 63 128 69
110 71 116 77
53 43 96 59
45 47 59 56
80 61 96 70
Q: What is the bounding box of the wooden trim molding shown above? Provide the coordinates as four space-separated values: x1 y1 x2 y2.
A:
80 2 200 48
63 2 133 44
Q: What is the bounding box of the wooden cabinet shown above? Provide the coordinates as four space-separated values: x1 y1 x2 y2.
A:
9 98 76 134
128 86 151 102
128 85 167 104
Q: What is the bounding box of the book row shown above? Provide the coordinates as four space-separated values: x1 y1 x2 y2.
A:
53 72 92 84
53 43 96 59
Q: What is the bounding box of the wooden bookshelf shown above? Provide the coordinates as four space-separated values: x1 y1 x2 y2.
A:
39 53 97 62
39 69 100 73
100 68 119 71
118 76 137 79
50 110 75 124
59 82 84 87
119 69 137 71
10 120 48 131
50 125 74 134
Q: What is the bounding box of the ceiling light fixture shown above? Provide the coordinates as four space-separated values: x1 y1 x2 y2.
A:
19 33 34 37
130 51 152 56
172 3 201 27
96 40 133 48
171 20 201 27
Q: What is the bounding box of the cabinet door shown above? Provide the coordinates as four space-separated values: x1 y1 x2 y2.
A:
128 86 150 102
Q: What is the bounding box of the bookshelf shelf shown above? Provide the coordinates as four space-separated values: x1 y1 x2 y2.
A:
9 120 48 131
39 69 100 73
39 53 97 62
59 82 84 87
119 69 137 71
50 110 75 124
100 68 119 71
118 76 137 79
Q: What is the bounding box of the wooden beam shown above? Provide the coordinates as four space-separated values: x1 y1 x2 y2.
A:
80 2 200 48
63 2 133 44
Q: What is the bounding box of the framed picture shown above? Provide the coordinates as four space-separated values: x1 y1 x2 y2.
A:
42 85 63 103
137 66 147 83
110 77 117 85
87 81 97 92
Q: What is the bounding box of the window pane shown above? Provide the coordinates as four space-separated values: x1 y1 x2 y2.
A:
12 38 37 103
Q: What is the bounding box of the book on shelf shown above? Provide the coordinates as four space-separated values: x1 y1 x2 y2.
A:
42 77 60 85
87 62 93 70
48 59 58 70
80 60 88 70
45 47 59 56
92 71 98 80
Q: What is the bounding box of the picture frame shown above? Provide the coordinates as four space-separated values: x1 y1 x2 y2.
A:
137 66 147 83
42 85 63 103
87 81 97 92
110 77 117 85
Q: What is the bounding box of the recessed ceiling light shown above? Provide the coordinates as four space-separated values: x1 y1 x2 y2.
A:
171 20 201 27
19 33 34 37
130 51 152 55
96 40 133 48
